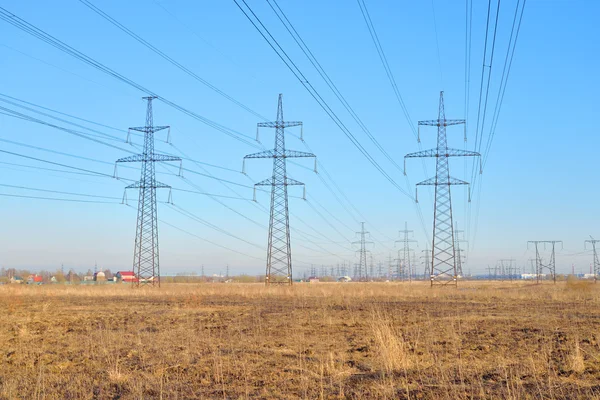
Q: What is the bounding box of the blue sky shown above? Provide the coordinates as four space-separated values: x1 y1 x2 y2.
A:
0 0 597 276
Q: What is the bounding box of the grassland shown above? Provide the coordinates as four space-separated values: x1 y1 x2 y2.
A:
1 281 599 399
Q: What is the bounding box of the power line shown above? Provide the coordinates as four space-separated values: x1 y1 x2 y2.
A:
232 0 413 200
355 0 417 137
0 6 260 148
78 0 269 121
0 192 118 204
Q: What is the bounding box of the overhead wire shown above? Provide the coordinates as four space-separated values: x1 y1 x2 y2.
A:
78 0 270 121
232 0 414 200
0 6 261 148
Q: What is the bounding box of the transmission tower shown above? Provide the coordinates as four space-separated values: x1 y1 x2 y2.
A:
396 222 418 282
352 222 373 281
377 261 384 279
243 94 316 285
404 92 480 286
584 237 600 283
527 241 563 284
387 253 394 280
421 247 430 280
454 222 468 277
116 96 181 287
499 259 516 281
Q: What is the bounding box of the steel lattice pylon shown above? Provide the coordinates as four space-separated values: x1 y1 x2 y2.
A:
116 97 181 287
352 222 373 281
585 238 600 283
404 92 480 286
243 94 316 285
396 221 417 281
527 241 562 284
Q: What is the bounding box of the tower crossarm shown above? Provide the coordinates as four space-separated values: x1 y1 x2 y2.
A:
129 125 169 134
404 148 480 174
418 119 465 127
284 150 315 158
416 176 469 186
415 176 470 202
285 177 305 186
116 153 181 163
125 180 171 189
244 150 275 159
254 178 273 187
258 121 302 128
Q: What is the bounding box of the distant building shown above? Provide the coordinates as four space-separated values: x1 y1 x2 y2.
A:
27 275 43 284
338 276 352 283
116 271 137 283
308 276 320 283
94 270 106 282
521 273 547 280
10 276 24 284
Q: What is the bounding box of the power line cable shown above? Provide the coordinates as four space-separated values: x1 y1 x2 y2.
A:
78 0 269 121
0 6 261 148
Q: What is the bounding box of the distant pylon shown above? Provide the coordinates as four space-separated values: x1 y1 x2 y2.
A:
584 237 600 283
243 94 316 285
396 221 417 282
116 97 181 287
404 91 481 286
454 222 468 277
421 246 430 280
352 222 373 281
527 241 563 284
499 259 516 281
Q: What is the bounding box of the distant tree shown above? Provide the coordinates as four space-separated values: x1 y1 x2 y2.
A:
53 270 66 283
103 269 113 280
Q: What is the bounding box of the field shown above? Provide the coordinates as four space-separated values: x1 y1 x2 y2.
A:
1 281 599 399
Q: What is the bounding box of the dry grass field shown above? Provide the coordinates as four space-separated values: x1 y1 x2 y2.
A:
1 281 599 399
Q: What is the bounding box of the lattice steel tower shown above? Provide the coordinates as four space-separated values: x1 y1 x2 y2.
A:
352 222 373 280
116 97 181 287
396 222 417 281
454 222 467 277
527 241 563 284
243 94 316 285
404 91 480 286
585 237 600 283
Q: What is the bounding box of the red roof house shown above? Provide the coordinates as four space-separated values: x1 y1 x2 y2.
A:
116 271 138 283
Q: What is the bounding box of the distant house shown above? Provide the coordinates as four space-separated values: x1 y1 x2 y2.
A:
338 276 352 283
27 275 43 284
94 270 106 282
116 271 138 283
308 276 320 283
10 276 24 284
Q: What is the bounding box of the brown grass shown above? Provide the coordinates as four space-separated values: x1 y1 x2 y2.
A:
1 281 599 399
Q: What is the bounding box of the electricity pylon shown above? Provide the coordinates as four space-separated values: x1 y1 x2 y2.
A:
584 237 600 283
527 241 563 284
404 91 481 286
454 222 467 277
499 259 516 281
421 246 430 280
396 222 418 281
116 96 181 287
352 222 373 281
243 94 316 285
